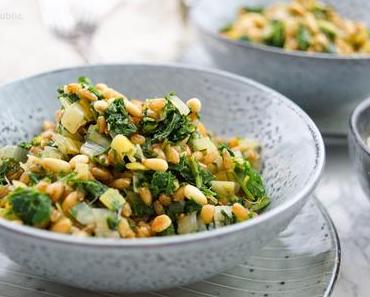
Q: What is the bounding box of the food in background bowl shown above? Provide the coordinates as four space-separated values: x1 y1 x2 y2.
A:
0 77 269 238
220 0 370 54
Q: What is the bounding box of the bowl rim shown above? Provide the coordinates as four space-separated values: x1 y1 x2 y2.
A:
349 96 370 156
0 63 325 248
191 0 370 61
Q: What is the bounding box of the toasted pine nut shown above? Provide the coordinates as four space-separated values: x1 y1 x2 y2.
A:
91 167 113 182
46 182 65 202
95 83 108 92
19 172 30 185
232 203 249 221
41 158 72 173
36 180 49 193
79 88 97 101
200 204 215 224
153 200 165 215
50 209 62 223
136 226 151 237
142 158 168 172
62 191 81 213
148 98 166 112
186 98 202 113
151 214 172 233
153 147 166 160
184 184 207 205
173 186 186 201
124 99 142 117
158 194 172 206
69 154 89 169
139 187 153 206
197 122 207 136
165 146 180 164
228 137 239 148
51 217 72 234
42 120 55 131
110 178 131 190
121 203 132 217
193 151 203 161
118 218 135 238
130 133 146 145
64 83 81 94
93 100 109 113
102 88 124 99
222 150 233 170
97 116 107 134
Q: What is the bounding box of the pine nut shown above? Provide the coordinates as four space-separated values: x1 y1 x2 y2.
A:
91 167 113 182
186 98 202 113
41 158 72 173
110 178 131 190
173 186 185 201
62 191 81 213
97 116 107 134
93 100 109 113
153 200 165 215
139 187 152 206
200 204 215 224
193 151 203 161
46 182 65 202
158 194 172 206
79 88 97 101
51 217 72 234
102 88 124 99
50 209 62 223
165 146 180 164
142 158 168 172
118 218 135 238
36 180 49 192
148 98 166 112
69 154 89 169
121 202 132 217
95 83 108 92
19 172 30 185
64 83 81 94
202 151 218 165
136 226 151 237
197 122 207 136
124 99 142 117
130 133 146 145
184 184 207 205
153 147 166 160
151 214 172 233
222 150 233 170
228 137 239 148
232 203 249 221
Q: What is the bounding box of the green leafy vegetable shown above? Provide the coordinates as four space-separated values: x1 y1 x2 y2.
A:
297 25 311 50
0 159 21 185
166 201 185 220
8 188 52 227
126 191 155 217
220 23 233 33
78 76 103 99
232 158 267 201
241 6 263 13
105 98 137 137
158 223 175 236
184 199 202 214
72 179 108 201
264 20 285 48
149 172 177 197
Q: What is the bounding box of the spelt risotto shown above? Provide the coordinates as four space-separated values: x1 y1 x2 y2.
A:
0 77 269 238
220 0 370 54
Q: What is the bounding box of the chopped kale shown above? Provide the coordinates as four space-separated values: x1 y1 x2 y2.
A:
184 199 202 214
0 159 21 185
158 224 175 236
264 20 285 48
18 142 32 150
72 179 108 201
106 215 120 231
105 98 137 137
241 6 263 13
78 76 103 99
149 172 177 197
297 25 311 50
126 191 155 217
8 187 52 227
166 201 185 221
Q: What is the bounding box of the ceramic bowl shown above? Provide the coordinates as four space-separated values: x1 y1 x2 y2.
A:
191 0 370 135
349 96 370 197
0 64 325 293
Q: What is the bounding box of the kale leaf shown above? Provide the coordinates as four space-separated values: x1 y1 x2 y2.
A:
8 187 52 226
105 98 137 137
126 191 155 217
297 25 311 50
264 20 285 48
72 179 108 201
0 159 21 186
149 171 177 197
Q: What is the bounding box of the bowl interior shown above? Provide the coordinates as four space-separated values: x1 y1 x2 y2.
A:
192 0 370 37
351 97 370 151
0 64 323 215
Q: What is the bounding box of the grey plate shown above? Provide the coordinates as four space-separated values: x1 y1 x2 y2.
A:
0 197 339 297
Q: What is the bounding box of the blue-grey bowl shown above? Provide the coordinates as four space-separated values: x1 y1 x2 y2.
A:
191 0 370 135
0 64 325 293
349 96 370 197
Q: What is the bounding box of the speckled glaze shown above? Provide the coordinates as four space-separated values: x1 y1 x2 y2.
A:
0 64 325 293
349 96 370 198
191 0 370 135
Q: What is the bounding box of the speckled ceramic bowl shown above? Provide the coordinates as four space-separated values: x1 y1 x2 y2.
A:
191 0 370 135
349 96 370 197
0 64 325 293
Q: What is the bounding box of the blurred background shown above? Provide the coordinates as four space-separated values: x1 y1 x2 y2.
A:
0 0 195 83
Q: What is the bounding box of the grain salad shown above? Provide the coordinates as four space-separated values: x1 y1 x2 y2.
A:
220 0 370 54
0 77 269 238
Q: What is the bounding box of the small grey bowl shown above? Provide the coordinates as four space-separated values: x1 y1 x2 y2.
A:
349 97 370 197
0 64 325 293
191 0 370 135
